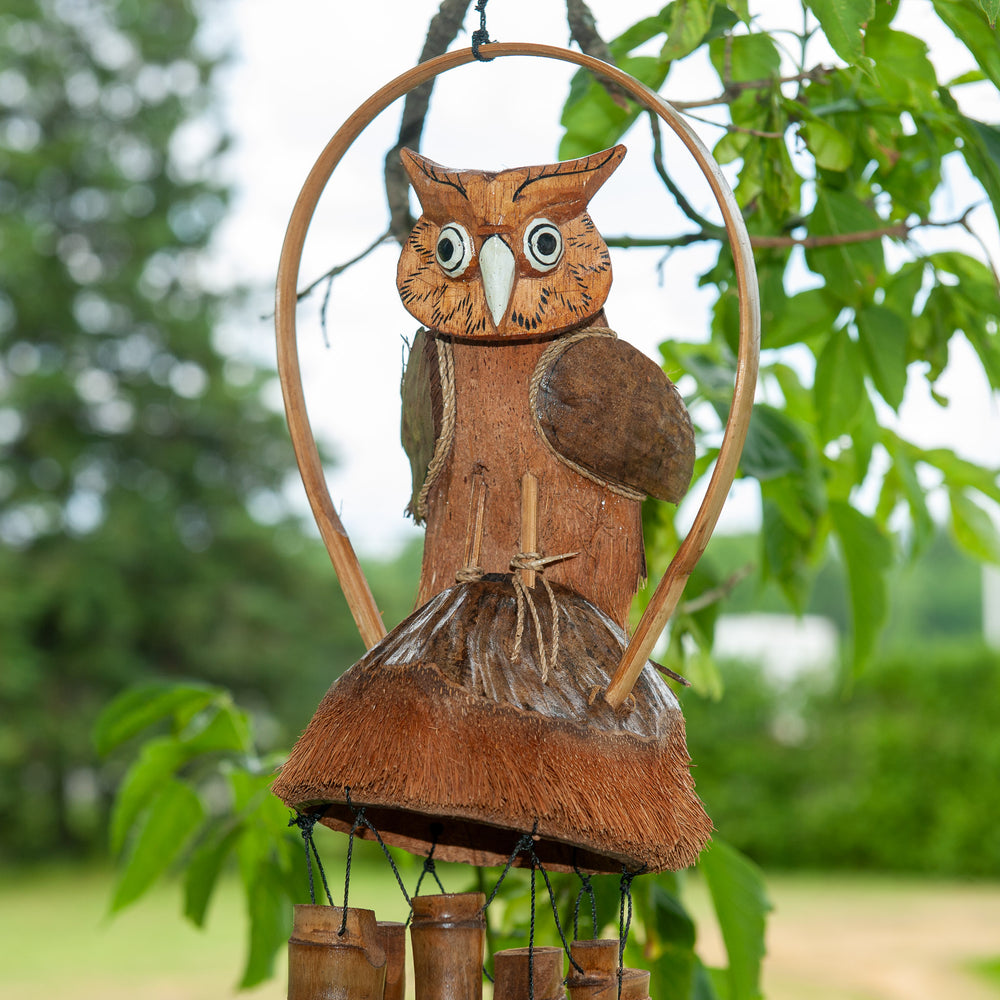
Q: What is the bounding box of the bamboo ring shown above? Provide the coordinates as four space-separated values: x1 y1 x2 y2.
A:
274 42 761 705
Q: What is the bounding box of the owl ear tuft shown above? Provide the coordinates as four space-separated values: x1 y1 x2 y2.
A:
400 148 469 210
511 144 627 207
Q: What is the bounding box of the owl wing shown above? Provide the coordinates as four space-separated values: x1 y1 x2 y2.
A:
532 333 695 504
401 328 453 523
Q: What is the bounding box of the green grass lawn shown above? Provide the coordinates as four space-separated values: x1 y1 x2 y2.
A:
2 862 998 1000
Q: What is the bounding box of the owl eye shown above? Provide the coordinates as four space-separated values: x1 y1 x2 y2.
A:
435 223 473 276
523 220 563 272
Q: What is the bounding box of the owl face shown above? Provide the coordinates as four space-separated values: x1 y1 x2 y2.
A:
397 145 626 339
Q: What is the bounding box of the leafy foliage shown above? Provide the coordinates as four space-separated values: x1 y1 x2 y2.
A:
561 0 1000 678
94 683 303 988
684 641 1000 876
0 0 366 862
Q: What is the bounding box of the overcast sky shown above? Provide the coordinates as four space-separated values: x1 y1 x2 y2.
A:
208 0 1000 556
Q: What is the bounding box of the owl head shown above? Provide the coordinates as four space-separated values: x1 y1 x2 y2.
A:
396 145 626 339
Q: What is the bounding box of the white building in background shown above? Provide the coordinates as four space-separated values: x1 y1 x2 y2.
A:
712 613 839 684
984 566 1000 650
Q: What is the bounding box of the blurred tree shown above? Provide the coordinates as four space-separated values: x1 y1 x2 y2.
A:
0 0 364 860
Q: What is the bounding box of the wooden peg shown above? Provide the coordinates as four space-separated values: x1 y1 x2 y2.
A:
463 469 488 570
410 892 486 1000
520 472 539 588
377 921 407 1000
287 904 386 1000
493 946 566 1000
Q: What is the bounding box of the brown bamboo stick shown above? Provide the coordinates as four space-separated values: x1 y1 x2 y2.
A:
520 472 539 588
377 921 407 1000
463 470 488 571
287 904 386 1000
410 893 486 1000
494 946 566 1000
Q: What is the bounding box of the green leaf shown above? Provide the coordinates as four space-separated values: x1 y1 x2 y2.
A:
814 330 866 441
950 490 1000 564
239 859 293 989
857 305 908 410
709 32 780 82
829 500 894 672
184 824 243 927
806 0 875 64
801 116 853 171
980 0 1000 26
645 880 698 996
932 0 1000 87
661 0 715 61
765 288 840 349
740 404 808 480
699 838 771 1000
110 778 204 913
110 737 185 855
805 188 886 302
93 682 216 756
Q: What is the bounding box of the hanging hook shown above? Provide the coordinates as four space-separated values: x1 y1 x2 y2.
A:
471 0 496 61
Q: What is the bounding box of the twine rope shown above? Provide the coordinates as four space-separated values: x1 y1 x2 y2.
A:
509 551 578 682
528 327 645 503
414 334 456 522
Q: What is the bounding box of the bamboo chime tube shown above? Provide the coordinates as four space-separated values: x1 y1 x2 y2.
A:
566 939 652 1000
287 904 387 1000
410 892 486 1000
376 921 407 1000
493 946 566 1000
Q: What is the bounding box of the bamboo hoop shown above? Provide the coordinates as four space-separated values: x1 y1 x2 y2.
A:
274 42 760 689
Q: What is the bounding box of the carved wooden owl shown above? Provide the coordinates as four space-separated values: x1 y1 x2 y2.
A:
397 144 695 627
273 144 712 876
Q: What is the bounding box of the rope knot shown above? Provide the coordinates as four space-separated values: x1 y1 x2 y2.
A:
471 0 496 60
509 550 578 683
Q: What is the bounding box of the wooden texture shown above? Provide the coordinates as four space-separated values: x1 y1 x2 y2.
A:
533 335 694 504
287 905 386 1000
493 947 566 1000
410 893 486 1000
274 40 759 691
566 940 650 1000
271 577 712 873
376 922 406 1000
412 322 644 629
519 473 539 588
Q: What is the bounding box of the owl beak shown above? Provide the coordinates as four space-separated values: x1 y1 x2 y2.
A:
479 235 515 329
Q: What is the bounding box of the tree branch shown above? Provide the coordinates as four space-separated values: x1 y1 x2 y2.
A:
647 112 727 238
565 0 631 108
677 563 754 615
671 65 833 110
384 0 474 245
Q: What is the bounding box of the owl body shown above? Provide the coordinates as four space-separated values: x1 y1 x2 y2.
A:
397 145 695 626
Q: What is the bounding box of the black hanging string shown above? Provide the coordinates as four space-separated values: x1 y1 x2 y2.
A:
289 810 335 906
343 786 411 908
572 859 598 941
617 866 644 1000
527 860 538 1000
413 822 446 896
471 0 496 61
481 825 585 977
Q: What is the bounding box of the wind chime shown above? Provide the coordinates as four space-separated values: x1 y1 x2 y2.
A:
272 31 760 1000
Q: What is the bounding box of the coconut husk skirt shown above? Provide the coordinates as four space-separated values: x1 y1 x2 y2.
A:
272 575 711 873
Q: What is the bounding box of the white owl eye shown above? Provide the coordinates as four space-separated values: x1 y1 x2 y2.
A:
435 223 473 276
523 219 563 272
